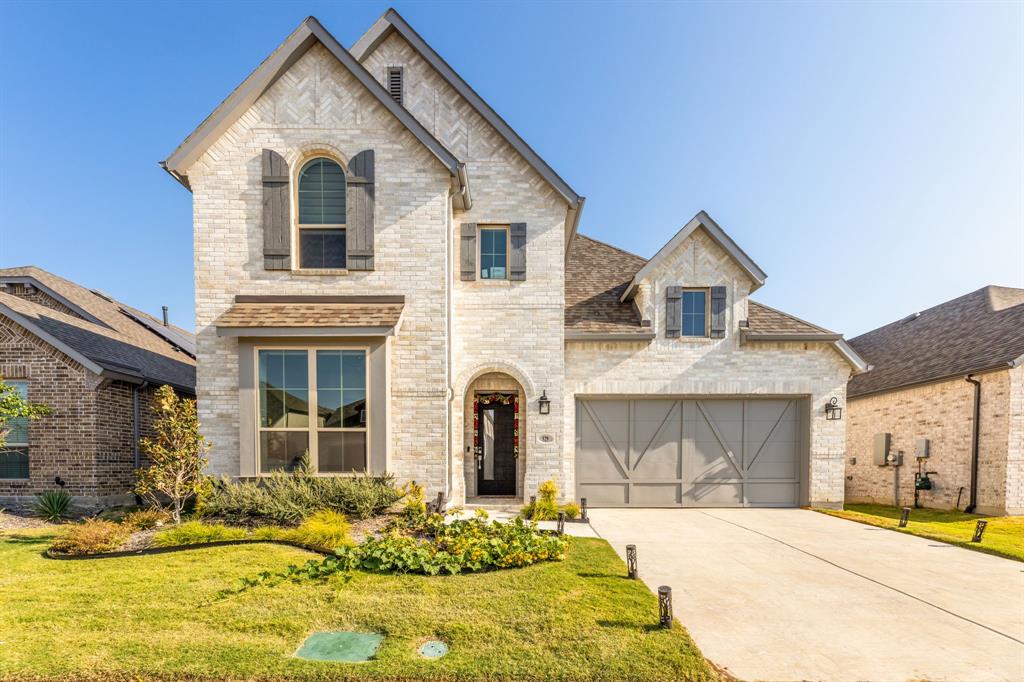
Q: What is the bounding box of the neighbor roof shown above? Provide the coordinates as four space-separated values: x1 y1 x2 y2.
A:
214 296 404 337
162 16 470 209
847 286 1024 398
0 267 196 391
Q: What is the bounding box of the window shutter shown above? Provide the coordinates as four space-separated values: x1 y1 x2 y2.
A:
262 149 290 270
346 150 375 270
460 223 477 281
509 223 527 281
710 286 727 338
665 286 682 337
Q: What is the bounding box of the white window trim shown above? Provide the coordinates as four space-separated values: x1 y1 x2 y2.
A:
1 380 30 480
254 345 370 476
292 155 348 272
681 288 710 338
478 224 510 282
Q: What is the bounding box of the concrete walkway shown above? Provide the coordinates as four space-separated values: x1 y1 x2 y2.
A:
589 508 1024 682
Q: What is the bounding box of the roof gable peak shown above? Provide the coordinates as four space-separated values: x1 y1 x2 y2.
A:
620 211 767 302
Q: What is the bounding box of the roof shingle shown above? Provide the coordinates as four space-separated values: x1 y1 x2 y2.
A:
565 235 648 334
214 302 404 329
0 267 195 390
847 286 1024 397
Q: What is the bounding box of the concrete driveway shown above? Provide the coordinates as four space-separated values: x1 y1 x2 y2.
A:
588 508 1024 682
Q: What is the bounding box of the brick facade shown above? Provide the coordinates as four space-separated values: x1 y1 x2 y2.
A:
184 21 856 507
0 316 162 509
846 369 1021 515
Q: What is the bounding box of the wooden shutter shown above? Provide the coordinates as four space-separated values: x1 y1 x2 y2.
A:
509 223 527 281
346 150 375 271
665 286 682 337
710 286 727 338
262 149 290 270
460 223 477 281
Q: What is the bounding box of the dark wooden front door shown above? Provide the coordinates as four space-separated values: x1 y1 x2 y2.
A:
476 401 516 495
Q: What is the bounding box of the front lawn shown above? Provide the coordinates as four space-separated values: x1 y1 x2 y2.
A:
815 504 1023 562
0 530 718 681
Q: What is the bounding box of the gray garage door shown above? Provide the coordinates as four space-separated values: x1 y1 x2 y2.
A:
576 398 806 508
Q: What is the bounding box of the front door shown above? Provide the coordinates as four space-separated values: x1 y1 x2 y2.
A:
476 400 516 496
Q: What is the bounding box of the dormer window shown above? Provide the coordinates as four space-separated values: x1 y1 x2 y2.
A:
682 289 708 337
297 157 346 269
387 67 403 105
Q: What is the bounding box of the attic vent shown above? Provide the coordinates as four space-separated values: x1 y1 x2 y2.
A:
387 67 403 106
900 312 920 323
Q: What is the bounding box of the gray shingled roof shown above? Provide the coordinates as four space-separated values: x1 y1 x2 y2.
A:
0 267 196 391
847 286 1024 398
565 235 648 334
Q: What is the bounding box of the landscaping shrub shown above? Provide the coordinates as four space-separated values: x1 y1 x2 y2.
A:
240 516 569 589
287 510 352 552
123 509 170 530
50 520 130 556
561 503 580 520
150 521 247 547
33 490 73 522
522 480 580 521
199 465 402 524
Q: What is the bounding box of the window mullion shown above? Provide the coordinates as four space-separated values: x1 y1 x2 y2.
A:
308 349 319 471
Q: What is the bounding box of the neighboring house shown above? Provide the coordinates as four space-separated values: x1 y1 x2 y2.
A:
846 286 1024 516
0 267 196 508
162 10 866 509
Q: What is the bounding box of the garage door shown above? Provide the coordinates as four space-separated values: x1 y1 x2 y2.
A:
575 398 805 507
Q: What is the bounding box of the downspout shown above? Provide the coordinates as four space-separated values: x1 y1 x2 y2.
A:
445 192 455 504
964 375 981 513
132 381 149 469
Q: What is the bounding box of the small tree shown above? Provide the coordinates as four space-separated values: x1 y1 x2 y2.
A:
0 377 51 450
134 385 210 524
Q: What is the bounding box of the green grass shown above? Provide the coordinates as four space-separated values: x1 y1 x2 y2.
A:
0 529 718 681
815 504 1024 562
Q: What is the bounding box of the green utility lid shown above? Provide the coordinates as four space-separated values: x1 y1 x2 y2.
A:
295 631 384 662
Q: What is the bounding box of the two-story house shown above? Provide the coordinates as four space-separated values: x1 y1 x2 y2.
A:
163 9 867 509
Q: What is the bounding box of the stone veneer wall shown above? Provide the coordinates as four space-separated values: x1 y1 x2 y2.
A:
846 369 1018 515
0 316 161 508
565 229 852 506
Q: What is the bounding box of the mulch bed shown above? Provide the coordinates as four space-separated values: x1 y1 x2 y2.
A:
0 509 57 532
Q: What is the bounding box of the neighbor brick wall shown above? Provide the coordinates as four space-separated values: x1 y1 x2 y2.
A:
0 315 164 508
845 370 1014 514
3 282 84 319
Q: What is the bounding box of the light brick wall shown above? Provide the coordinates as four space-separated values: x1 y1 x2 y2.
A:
846 370 1016 514
363 33 568 502
1007 365 1024 514
565 229 852 507
188 44 452 487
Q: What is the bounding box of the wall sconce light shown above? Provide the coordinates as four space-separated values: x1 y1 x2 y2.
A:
824 397 842 420
538 389 551 415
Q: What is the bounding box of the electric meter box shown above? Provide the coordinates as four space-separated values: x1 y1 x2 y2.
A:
873 433 891 466
915 438 930 458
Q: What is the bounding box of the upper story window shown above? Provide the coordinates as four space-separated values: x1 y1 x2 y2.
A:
297 157 346 269
682 289 708 337
0 381 30 479
479 226 508 280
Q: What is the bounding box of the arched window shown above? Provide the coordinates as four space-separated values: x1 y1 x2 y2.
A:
297 157 346 269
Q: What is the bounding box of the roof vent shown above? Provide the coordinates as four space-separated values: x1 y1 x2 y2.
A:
387 67 403 106
900 312 920 323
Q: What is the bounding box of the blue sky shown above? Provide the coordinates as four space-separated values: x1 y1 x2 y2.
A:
1 0 1020 337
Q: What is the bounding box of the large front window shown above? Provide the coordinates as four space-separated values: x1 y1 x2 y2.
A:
0 381 30 479
258 349 367 473
297 157 347 269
